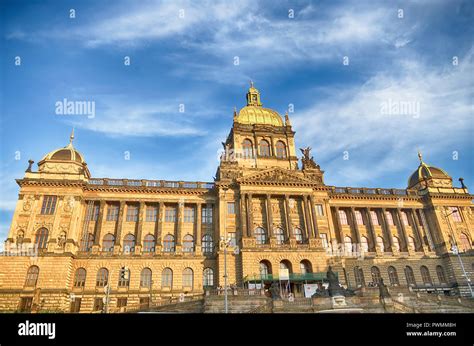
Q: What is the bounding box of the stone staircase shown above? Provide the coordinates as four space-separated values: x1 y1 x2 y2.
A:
143 299 204 313
203 295 270 313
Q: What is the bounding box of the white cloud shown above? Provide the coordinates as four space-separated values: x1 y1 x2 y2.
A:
291 49 474 186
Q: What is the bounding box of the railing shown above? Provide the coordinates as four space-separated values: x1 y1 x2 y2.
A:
330 186 417 197
87 178 215 189
206 288 266 296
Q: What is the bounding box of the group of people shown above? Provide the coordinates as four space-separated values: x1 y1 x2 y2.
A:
216 284 238 295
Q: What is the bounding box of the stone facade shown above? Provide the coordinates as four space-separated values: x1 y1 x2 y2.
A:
0 84 473 313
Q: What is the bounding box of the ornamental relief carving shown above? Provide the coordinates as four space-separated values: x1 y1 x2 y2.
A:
22 195 35 212
63 196 76 213
40 163 81 174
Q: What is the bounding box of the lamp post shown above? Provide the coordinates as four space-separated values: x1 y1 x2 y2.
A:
221 187 230 313
443 209 474 298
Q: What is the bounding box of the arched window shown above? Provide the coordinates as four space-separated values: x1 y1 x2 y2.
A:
376 236 385 252
385 211 394 226
123 234 135 253
338 210 348 225
35 228 49 250
388 266 399 286
293 227 303 244
275 141 287 158
183 235 194 253
354 266 365 287
102 233 115 252
259 260 272 278
255 227 266 245
274 227 285 245
259 139 270 157
73 268 87 288
344 236 353 254
392 237 400 252
118 267 130 287
140 268 152 288
405 266 416 286
163 234 175 253
279 260 292 273
420 266 432 286
408 236 416 251
161 268 173 288
436 265 447 284
182 268 194 288
25 266 39 287
242 139 253 159
203 268 214 287
96 268 108 287
300 260 312 274
202 234 213 254
80 233 94 252
460 233 471 252
371 266 381 285
143 234 155 253
360 236 369 253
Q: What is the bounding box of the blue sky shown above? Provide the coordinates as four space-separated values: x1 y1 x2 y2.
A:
0 0 473 240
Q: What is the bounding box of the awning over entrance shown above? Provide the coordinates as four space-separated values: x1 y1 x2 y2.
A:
244 272 333 283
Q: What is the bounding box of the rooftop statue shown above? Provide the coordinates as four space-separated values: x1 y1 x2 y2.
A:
300 147 319 170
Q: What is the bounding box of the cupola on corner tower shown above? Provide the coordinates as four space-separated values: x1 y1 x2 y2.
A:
222 82 298 170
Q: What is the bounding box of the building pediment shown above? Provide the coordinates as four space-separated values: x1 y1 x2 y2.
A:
237 167 318 186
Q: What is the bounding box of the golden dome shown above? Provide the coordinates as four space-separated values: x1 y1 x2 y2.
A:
407 151 451 188
234 82 284 127
235 106 284 126
39 129 86 164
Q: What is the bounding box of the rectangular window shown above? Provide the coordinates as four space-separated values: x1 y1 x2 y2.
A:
41 195 57 215
450 207 462 222
139 297 150 310
320 233 328 249
184 207 195 223
315 204 324 216
70 298 82 313
93 298 104 312
385 211 394 226
370 211 379 225
355 210 364 225
227 202 235 215
165 207 177 222
106 204 119 221
146 205 158 222
338 210 348 225
19 297 33 312
91 203 100 221
126 205 138 222
228 232 236 247
117 298 127 308
401 211 410 226
202 206 213 224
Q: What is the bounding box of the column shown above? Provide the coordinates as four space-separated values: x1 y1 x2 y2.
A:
333 206 343 243
409 209 424 251
380 208 394 251
177 202 184 245
418 209 435 251
301 197 310 240
349 207 361 244
365 208 377 251
284 195 293 239
265 194 273 239
396 209 409 251
135 202 145 246
246 194 253 237
114 201 126 246
93 200 106 245
240 193 248 238
196 203 202 246
303 196 314 238
309 196 319 237
155 202 164 246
